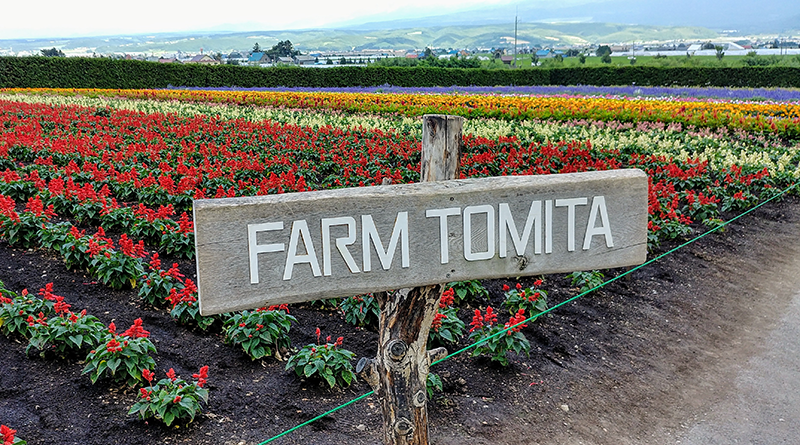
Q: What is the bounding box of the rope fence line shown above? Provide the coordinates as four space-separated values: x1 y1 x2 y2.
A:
261 181 799 445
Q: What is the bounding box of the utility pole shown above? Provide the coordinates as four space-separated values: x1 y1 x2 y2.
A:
514 10 518 68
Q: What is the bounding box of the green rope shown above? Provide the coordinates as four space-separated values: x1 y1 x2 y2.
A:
259 391 374 444
261 181 799 444
435 181 799 365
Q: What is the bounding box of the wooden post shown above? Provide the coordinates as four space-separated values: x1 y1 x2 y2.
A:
357 115 463 445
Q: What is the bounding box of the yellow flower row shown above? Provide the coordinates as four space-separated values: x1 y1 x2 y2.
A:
4 87 800 137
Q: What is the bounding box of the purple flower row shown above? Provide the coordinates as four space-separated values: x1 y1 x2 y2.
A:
168 84 800 102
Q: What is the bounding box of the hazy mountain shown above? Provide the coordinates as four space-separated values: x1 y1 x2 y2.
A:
0 23 722 56
342 0 799 35
1 0 795 56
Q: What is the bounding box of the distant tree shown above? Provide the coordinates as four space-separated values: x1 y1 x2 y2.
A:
493 48 503 59
423 47 435 60
601 53 612 64
339 56 348 65
212 52 222 62
702 42 716 50
566 49 580 57
715 45 725 60
531 54 539 66
41 47 65 57
267 40 299 58
252 42 261 53
578 54 586 64
326 58 333 65
629 56 637 65
553 54 563 63
595 45 611 57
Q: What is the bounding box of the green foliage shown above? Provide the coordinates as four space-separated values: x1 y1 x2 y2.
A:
128 366 210 426
138 255 183 308
26 309 106 357
40 48 65 57
428 306 466 347
502 281 548 318
446 280 488 304
167 280 218 331
715 46 725 61
596 45 612 57
566 270 605 294
223 306 296 360
89 247 145 290
82 319 157 386
0 286 54 338
0 181 38 201
266 40 299 58
426 372 443 398
285 333 356 388
0 196 54 249
2 56 800 90
158 213 195 259
467 306 530 366
339 294 380 329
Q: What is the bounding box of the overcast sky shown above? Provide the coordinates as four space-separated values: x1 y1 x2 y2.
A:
1 0 519 39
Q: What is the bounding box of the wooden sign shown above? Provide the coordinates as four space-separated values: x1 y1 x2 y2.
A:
195 168 648 316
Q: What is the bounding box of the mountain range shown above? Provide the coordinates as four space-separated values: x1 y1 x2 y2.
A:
0 0 796 56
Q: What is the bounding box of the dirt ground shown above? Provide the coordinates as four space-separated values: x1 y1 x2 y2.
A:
1 194 799 445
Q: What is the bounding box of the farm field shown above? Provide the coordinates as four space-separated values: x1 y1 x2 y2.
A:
1 87 800 445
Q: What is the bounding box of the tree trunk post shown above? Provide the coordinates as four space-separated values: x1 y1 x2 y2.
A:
357 114 463 445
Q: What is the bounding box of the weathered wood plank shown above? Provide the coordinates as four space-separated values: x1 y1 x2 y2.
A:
195 169 648 315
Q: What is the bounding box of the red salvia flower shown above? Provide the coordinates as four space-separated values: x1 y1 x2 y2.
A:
106 338 123 353
431 312 446 332
484 306 498 326
122 318 150 338
439 287 455 308
469 309 484 333
53 296 71 315
192 365 209 388
142 368 154 384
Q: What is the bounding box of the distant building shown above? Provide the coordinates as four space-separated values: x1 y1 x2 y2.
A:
248 52 271 65
186 54 220 65
157 57 180 64
294 55 316 65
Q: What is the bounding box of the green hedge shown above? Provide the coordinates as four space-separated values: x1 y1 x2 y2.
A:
1 57 799 89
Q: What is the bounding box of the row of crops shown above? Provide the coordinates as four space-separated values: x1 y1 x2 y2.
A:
1 87 799 442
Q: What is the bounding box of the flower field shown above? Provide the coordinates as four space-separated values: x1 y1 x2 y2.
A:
1 87 800 444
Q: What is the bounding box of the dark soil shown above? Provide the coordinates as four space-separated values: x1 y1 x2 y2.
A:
2 195 800 445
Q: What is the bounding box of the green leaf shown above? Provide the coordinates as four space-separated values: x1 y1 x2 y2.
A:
107 357 121 373
323 372 336 388
440 330 454 342
341 371 353 386
163 411 175 426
